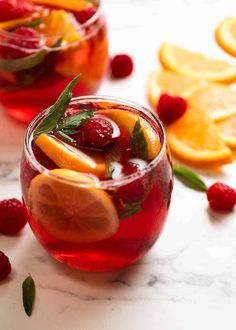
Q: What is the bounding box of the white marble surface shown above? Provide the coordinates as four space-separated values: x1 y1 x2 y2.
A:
1 1 236 329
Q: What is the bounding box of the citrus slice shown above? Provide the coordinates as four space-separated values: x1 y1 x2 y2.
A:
97 109 161 160
147 68 203 108
166 105 233 167
29 169 119 243
35 133 106 178
188 83 236 121
40 10 81 46
159 42 236 83
216 115 236 148
215 17 236 57
31 0 92 11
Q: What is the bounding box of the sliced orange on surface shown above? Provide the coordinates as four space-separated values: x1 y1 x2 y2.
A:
35 133 106 178
29 169 119 243
215 17 236 57
31 0 93 11
98 109 161 160
40 10 81 46
188 83 236 121
159 42 236 83
147 68 203 108
166 105 233 167
216 115 236 148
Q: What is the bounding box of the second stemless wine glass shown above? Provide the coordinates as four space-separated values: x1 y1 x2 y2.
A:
21 95 173 272
0 1 108 123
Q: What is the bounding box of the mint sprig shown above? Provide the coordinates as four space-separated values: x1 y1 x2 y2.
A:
22 275 35 317
173 164 207 192
34 75 80 139
130 119 148 160
57 110 95 134
0 49 46 72
119 202 142 219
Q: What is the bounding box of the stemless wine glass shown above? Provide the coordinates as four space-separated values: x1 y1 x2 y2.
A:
20 96 173 272
0 1 108 123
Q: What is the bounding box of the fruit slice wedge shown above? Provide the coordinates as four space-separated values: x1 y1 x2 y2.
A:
147 68 203 108
40 10 81 46
31 0 93 11
159 42 236 83
29 169 119 243
0 16 34 30
215 17 236 57
216 115 236 148
98 109 161 160
188 83 236 121
166 105 233 167
35 133 106 178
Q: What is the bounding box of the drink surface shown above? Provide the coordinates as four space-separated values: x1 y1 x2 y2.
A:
21 92 173 272
0 0 108 122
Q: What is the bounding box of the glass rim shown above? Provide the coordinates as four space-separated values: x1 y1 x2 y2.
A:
24 95 167 189
0 1 102 52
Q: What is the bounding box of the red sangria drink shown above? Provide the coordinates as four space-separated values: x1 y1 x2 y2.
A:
20 77 173 272
0 0 108 123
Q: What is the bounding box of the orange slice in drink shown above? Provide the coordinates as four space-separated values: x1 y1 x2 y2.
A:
98 109 161 160
29 169 119 243
188 83 236 121
215 17 236 57
31 0 93 11
159 42 236 83
40 10 81 46
0 16 34 30
147 68 203 108
166 105 233 167
35 133 106 178
216 115 236 148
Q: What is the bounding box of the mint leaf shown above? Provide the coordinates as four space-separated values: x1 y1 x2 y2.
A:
55 131 76 144
0 50 46 72
173 164 207 192
34 75 80 139
119 202 141 219
25 18 42 28
130 119 148 160
57 110 95 132
22 275 35 317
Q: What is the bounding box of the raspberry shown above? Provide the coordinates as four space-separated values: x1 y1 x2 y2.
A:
0 198 27 235
121 160 139 176
0 0 37 22
0 251 11 281
157 93 187 125
0 27 42 59
80 117 114 149
74 7 97 24
207 182 236 211
110 54 134 78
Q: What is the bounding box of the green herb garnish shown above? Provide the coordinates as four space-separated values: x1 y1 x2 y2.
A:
25 18 43 28
119 202 142 219
33 75 80 139
130 119 148 160
22 275 35 317
173 164 207 192
0 50 46 72
57 110 95 134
